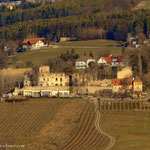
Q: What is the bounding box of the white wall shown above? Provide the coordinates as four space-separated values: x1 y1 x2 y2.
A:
75 61 87 69
97 57 107 65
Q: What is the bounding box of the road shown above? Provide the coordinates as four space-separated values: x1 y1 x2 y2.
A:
49 45 105 49
93 98 115 150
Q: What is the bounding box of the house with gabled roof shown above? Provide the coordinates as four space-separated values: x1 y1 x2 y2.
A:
22 37 46 50
112 77 142 93
133 77 143 92
75 56 96 69
98 55 123 66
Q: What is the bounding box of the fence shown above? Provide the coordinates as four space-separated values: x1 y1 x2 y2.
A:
99 100 150 111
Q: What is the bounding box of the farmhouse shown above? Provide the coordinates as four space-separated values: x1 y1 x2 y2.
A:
133 77 143 92
98 55 123 66
112 77 142 93
75 56 96 69
22 37 47 50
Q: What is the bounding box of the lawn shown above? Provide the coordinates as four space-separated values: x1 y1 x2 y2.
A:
14 39 122 67
101 111 150 150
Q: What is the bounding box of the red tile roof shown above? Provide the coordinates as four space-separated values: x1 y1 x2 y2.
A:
22 37 45 45
103 55 122 62
112 78 133 86
134 77 142 82
113 77 142 86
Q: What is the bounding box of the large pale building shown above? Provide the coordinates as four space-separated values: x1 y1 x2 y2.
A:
38 73 69 86
23 66 69 87
38 66 69 87
117 67 133 79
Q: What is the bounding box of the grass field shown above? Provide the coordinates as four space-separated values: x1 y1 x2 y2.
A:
101 111 150 150
14 39 122 67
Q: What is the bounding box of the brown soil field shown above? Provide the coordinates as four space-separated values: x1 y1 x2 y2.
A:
25 99 87 150
0 68 32 78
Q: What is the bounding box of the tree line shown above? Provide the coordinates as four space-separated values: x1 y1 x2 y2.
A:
0 8 150 45
0 0 139 27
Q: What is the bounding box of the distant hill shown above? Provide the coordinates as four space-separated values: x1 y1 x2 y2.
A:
0 0 146 43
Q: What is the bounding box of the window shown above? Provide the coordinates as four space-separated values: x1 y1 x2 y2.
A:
56 78 58 81
60 83 62 86
60 78 62 82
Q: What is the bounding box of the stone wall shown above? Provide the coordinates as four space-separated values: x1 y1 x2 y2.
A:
73 86 112 94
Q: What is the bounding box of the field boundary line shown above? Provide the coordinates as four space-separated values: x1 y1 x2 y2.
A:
93 98 115 150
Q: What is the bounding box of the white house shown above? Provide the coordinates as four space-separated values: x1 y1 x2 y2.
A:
75 56 96 69
22 37 47 50
98 55 123 66
97 57 107 65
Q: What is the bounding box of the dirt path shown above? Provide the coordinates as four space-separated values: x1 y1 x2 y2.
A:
61 46 104 49
93 98 115 150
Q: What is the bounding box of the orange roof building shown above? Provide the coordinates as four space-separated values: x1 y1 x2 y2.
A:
98 55 123 66
112 77 142 93
22 37 45 45
133 77 143 92
103 55 122 62
22 37 46 50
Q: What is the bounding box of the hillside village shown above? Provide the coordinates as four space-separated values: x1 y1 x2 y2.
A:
1 35 150 101
0 0 150 101
1 1 150 150
11 62 143 99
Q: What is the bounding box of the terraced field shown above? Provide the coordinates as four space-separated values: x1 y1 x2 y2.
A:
59 101 111 150
0 98 70 149
1 98 110 150
0 98 149 150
